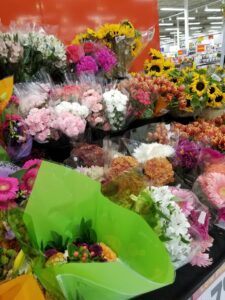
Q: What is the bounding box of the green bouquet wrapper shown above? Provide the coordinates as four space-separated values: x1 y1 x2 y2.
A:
21 161 174 300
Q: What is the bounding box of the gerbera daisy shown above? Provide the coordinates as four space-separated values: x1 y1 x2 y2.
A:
20 168 39 194
144 59 164 77
0 177 19 208
198 172 225 208
22 159 42 170
191 75 208 97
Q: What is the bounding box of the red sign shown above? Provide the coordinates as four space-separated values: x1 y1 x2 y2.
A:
197 44 206 53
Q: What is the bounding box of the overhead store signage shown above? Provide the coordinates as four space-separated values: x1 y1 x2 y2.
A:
197 44 206 53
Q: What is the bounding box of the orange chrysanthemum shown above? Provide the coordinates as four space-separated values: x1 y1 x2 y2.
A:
108 156 138 178
144 158 174 186
99 242 117 262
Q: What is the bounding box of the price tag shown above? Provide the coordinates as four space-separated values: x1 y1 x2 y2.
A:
192 264 225 300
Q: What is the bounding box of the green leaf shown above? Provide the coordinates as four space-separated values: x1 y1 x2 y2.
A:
9 169 27 181
77 218 97 244
0 146 9 162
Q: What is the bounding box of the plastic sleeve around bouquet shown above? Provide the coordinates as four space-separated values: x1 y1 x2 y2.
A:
16 161 174 300
193 167 225 230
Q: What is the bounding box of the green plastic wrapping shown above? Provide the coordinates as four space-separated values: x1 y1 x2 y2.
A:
23 161 174 300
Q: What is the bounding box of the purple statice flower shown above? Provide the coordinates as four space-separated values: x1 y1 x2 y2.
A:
174 138 201 169
95 47 117 72
0 162 20 178
189 210 210 241
76 56 98 75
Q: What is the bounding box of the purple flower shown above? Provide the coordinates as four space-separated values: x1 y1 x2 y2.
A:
174 138 201 169
189 210 210 240
89 243 103 257
200 147 224 163
0 162 20 178
7 136 33 162
76 56 98 75
95 47 117 72
218 208 225 222
45 248 58 258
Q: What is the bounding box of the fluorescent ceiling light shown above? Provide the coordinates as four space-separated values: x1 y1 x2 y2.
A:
160 35 166 37
210 22 223 25
161 7 184 11
190 27 202 30
189 22 200 25
159 23 174 26
177 17 195 20
205 6 221 12
207 16 223 20
165 28 178 31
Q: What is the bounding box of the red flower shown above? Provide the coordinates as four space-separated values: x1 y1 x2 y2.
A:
66 45 84 63
83 42 96 54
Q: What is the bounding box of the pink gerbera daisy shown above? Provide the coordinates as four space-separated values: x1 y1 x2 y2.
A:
0 177 19 209
198 172 225 208
20 168 38 194
191 252 212 267
22 159 42 170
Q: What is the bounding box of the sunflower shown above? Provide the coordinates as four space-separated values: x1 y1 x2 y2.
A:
131 38 142 57
213 92 225 108
163 59 175 73
184 94 193 112
148 48 164 60
190 75 208 97
144 59 164 77
207 84 221 101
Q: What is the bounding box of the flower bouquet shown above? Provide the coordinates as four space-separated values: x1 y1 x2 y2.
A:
72 21 154 78
0 28 66 82
194 156 225 230
66 42 117 80
10 161 174 300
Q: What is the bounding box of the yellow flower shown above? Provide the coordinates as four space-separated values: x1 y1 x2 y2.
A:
207 84 221 101
72 33 83 44
87 28 97 37
214 92 225 108
131 37 142 57
163 59 175 73
144 59 164 77
184 94 193 112
148 48 164 60
190 75 208 97
99 242 117 262
119 24 136 38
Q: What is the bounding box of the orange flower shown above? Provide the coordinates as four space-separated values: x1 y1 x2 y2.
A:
144 158 174 186
99 242 117 262
205 163 225 175
108 156 138 178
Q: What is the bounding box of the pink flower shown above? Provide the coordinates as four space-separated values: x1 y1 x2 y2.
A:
23 159 42 170
66 45 84 63
198 172 225 208
52 112 86 138
0 177 19 209
135 89 151 106
191 252 212 267
20 168 39 194
81 89 103 113
170 187 195 216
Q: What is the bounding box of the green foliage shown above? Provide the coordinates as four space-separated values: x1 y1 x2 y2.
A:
76 218 97 245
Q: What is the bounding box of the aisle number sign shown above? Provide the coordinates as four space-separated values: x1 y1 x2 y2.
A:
192 264 225 300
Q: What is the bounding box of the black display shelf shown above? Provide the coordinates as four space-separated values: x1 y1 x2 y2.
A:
135 226 225 300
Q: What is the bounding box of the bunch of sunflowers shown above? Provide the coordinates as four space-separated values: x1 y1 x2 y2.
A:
72 21 143 77
144 49 175 77
144 49 225 113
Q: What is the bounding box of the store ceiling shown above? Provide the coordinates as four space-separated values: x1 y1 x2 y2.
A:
158 0 222 43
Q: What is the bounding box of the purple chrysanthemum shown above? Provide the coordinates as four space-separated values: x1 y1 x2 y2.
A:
174 138 201 169
95 47 117 72
76 56 98 75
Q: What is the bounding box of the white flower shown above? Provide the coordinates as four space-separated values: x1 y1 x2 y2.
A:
150 186 192 268
55 101 72 114
133 142 175 163
71 102 89 118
